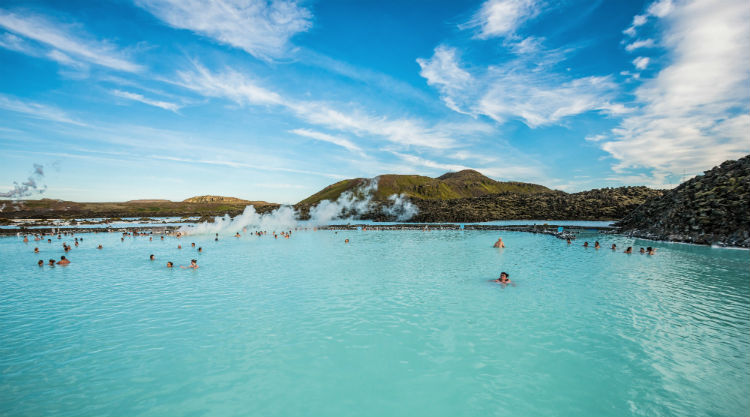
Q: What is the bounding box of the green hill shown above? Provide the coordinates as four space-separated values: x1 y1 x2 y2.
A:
298 170 552 205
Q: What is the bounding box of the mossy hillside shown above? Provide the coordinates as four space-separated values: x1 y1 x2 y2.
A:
299 170 552 205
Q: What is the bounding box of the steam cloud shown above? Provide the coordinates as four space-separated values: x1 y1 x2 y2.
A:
180 177 419 235
1 164 47 211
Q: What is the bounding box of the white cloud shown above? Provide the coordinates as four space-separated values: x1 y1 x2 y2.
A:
584 134 607 142
111 90 181 112
418 45 624 128
466 0 539 38
624 0 674 37
0 93 86 126
632 56 650 70
136 0 311 60
0 10 142 72
176 64 462 149
625 38 655 51
290 128 362 154
392 151 544 181
600 0 750 180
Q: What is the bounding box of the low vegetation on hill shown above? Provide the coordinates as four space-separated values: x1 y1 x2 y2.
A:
298 170 551 205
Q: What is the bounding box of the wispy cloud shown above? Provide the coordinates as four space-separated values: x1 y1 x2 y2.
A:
600 0 750 180
111 89 181 112
0 93 86 126
176 64 461 149
290 128 363 154
625 38 655 52
0 10 142 72
632 56 650 70
135 0 311 60
418 45 626 128
464 0 540 39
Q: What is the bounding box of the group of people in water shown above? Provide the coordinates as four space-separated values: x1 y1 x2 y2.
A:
572 239 656 255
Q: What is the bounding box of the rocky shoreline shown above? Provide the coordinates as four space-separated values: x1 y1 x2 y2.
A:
616 155 750 248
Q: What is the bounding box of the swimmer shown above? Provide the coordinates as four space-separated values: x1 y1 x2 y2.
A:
161 236 164 240
34 247 39 253
624 247 633 254
57 256 70 265
594 241 600 249
38 259 44 267
583 241 589 248
167 261 173 268
47 239 52 243
23 235 28 243
493 272 512 285
150 254 155 261
48 259 55 267
97 245 103 249
178 245 182 249
235 233 241 238
611 244 617 250
215 237 218 241
197 247 202 253
566 238 571 244
493 237 505 248
191 242 195 248
639 247 645 254
181 259 199 269
647 247 655 255
345 239 349 243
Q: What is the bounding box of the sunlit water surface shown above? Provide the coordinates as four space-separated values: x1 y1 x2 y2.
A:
1 230 748 417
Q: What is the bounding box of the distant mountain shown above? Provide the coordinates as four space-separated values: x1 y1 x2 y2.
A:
183 195 269 204
616 155 750 247
298 170 552 205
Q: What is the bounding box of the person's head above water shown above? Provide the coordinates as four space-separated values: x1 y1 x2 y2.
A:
149 254 155 260
38 259 43 266
167 261 173 268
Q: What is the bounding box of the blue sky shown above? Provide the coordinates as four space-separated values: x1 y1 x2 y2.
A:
1 0 748 203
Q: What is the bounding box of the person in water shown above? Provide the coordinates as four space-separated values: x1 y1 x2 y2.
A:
566 238 572 244
178 245 182 249
57 256 70 265
38 259 44 267
639 247 645 254
34 247 39 253
494 272 511 284
344 239 349 243
583 241 589 248
197 247 202 253
181 259 199 269
191 242 195 248
624 247 633 254
150 254 155 261
493 237 505 248
647 247 656 255
48 259 55 267
167 261 173 268
594 241 601 249
611 244 617 250
97 245 103 249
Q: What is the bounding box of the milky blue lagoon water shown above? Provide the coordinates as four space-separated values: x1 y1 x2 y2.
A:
1 229 748 416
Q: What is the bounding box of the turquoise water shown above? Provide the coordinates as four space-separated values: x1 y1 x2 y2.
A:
1 230 748 416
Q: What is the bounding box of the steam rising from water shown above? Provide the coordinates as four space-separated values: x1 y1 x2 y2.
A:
0 164 47 211
180 178 418 235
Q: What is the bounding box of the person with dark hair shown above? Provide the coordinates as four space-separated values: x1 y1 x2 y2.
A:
566 238 571 244
611 244 617 250
624 247 633 254
97 245 103 249
594 241 601 249
647 247 656 255
38 259 44 267
191 242 196 248
48 259 55 267
494 272 511 285
197 247 202 253
167 262 173 268
181 259 198 269
149 254 155 261
57 256 70 265
639 247 646 254
34 247 39 253
583 241 589 248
